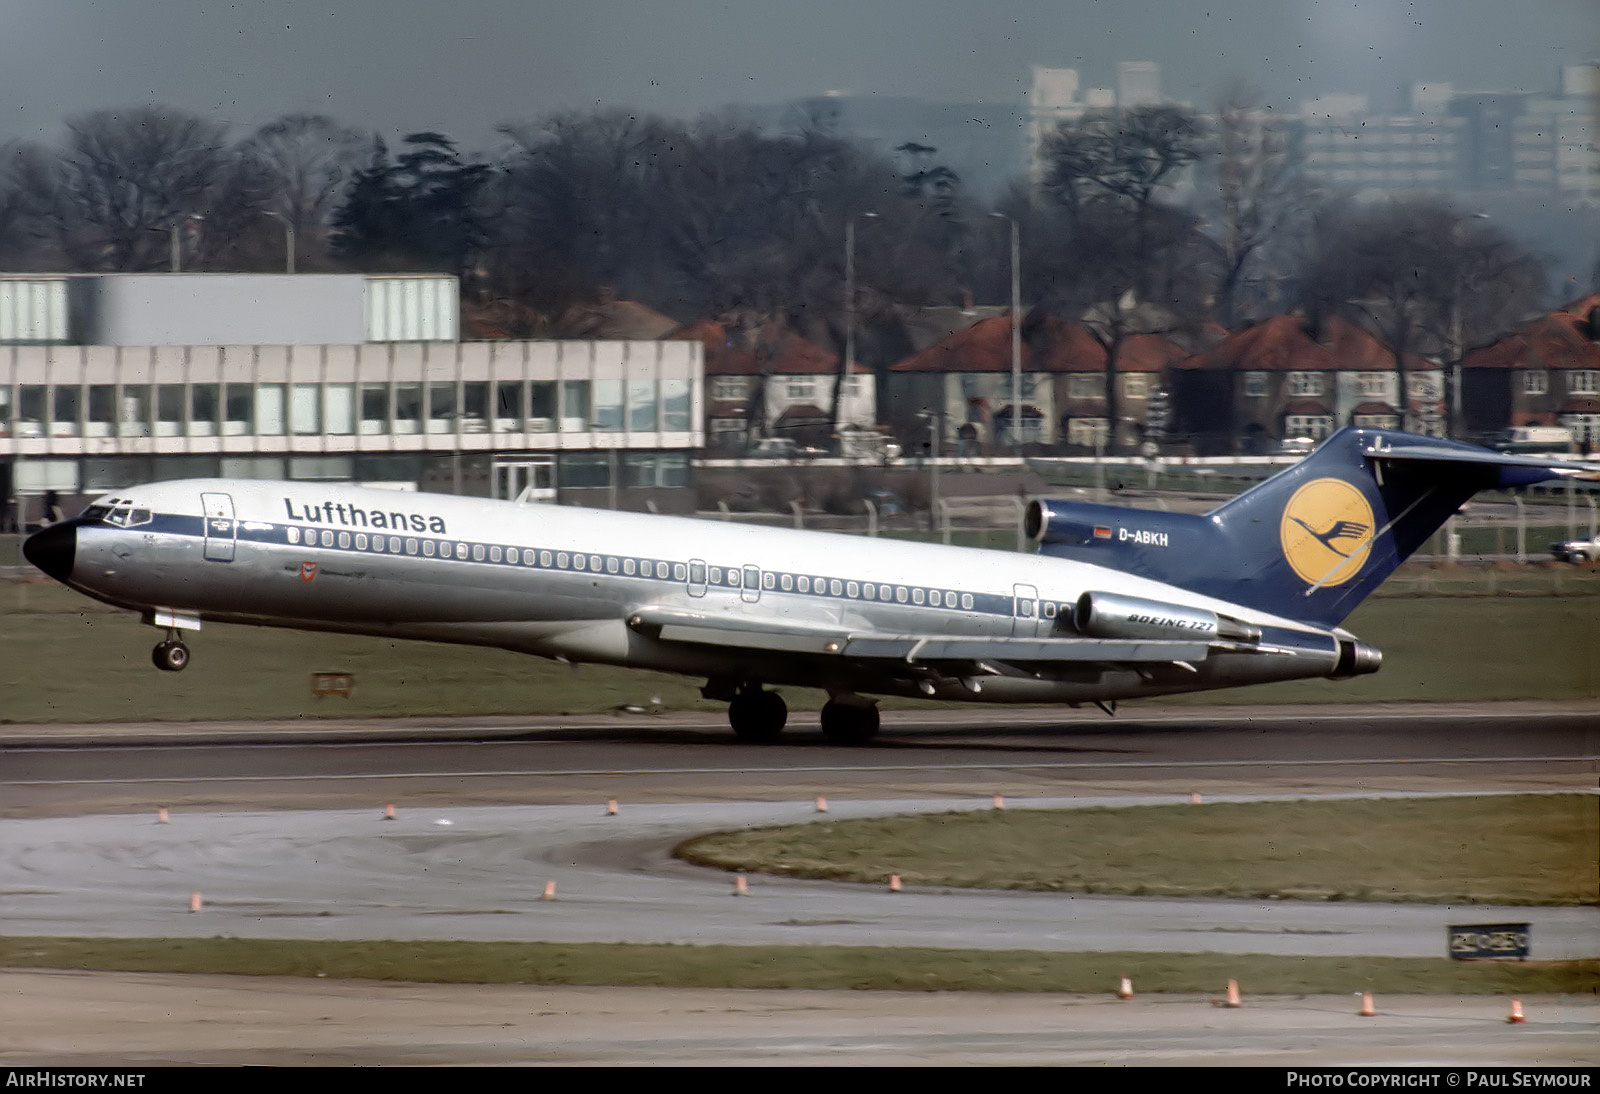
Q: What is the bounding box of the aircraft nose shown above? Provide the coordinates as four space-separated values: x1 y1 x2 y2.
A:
22 521 76 583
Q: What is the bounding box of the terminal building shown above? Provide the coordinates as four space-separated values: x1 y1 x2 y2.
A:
0 273 703 528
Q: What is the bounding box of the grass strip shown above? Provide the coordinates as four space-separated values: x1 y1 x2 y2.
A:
3 582 1600 722
1 936 1594 994
678 796 1600 906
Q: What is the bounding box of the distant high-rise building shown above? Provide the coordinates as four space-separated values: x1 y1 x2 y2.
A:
1117 61 1162 108
1290 68 1598 204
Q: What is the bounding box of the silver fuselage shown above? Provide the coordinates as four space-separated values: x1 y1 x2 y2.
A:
45 479 1355 703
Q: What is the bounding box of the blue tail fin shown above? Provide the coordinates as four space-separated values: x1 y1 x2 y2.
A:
1030 427 1594 627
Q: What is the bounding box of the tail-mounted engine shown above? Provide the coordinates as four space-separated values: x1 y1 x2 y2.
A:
1074 591 1261 644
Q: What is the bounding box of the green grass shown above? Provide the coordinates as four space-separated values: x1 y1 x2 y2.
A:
3 576 1599 722
0 936 1593 994
679 796 1600 906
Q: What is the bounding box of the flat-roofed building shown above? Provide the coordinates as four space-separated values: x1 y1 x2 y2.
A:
0 274 703 527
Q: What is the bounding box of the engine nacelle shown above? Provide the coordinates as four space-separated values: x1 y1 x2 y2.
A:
1074 591 1260 643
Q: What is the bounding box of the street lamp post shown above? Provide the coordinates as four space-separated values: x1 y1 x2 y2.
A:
168 214 204 272
263 210 296 274
1448 213 1490 439
989 213 1022 458
843 211 877 451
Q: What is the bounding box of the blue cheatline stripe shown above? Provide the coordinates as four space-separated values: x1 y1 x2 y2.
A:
98 511 1045 623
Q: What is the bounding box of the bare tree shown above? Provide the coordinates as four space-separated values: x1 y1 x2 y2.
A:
1036 105 1211 449
1303 197 1546 434
26 107 234 270
236 113 366 270
1198 84 1312 327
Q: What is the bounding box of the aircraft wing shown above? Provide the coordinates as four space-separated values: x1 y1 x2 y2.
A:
629 608 1213 664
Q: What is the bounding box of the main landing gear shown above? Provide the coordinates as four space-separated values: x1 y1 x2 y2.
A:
152 633 191 672
819 698 880 746
716 682 881 746
727 685 787 743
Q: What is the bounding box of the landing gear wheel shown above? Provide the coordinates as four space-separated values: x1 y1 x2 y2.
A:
728 688 787 743
820 700 880 746
152 639 190 672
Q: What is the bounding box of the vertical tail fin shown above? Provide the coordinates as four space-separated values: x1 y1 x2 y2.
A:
1032 427 1595 628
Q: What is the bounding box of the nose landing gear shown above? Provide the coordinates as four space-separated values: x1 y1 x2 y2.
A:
152 634 191 672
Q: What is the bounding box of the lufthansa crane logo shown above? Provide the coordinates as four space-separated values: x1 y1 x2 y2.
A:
1279 478 1375 587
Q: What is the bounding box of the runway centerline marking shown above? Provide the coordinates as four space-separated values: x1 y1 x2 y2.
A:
9 754 1599 786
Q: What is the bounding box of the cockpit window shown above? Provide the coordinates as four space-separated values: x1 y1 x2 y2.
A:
98 503 152 528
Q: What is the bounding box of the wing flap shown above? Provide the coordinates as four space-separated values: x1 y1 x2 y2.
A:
634 609 1212 664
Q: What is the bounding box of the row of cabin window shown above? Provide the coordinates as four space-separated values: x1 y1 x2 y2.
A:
283 524 982 611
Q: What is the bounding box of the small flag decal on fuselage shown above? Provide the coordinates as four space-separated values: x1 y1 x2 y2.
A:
1093 526 1112 540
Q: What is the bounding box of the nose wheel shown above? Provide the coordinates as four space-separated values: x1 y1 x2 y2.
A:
152 637 191 672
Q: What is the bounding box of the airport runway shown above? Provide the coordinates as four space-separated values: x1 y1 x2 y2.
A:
2 702 1596 1066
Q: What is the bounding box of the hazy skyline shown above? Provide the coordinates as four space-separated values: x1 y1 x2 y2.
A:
2 0 1596 149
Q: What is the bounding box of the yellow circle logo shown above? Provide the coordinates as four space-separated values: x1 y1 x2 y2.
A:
1279 478 1375 587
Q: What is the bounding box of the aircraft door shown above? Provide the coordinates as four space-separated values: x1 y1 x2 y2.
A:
687 559 708 598
741 565 761 603
1011 583 1041 637
200 492 237 563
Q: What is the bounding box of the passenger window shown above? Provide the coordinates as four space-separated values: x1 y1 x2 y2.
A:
541 551 552 567
405 538 417 554
829 579 842 596
797 577 810 593
930 590 942 607
896 587 908 603
558 553 569 568
864 584 875 600
962 593 974 610
457 543 469 560
623 559 635 575
913 588 925 605
607 557 618 573
780 574 793 591
574 554 586 570
674 563 687 581
423 541 436 557
588 554 601 571
763 573 775 589
338 532 351 548
475 545 487 561
355 534 368 550
287 527 300 544
390 537 401 553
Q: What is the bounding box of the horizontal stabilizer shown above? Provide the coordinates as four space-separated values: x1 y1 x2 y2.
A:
1362 439 1600 488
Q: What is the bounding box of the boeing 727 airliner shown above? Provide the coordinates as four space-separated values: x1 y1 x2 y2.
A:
22 427 1598 744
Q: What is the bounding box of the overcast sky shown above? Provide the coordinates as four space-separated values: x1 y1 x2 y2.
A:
1 0 1596 147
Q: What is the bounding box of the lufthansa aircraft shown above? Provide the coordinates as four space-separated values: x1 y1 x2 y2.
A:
22 427 1597 744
